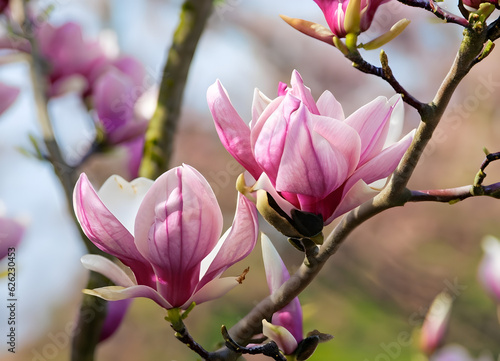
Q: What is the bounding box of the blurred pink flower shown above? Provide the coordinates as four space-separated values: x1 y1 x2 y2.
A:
36 22 107 96
478 235 500 303
420 292 453 355
313 0 390 38
261 234 303 355
0 82 19 116
74 165 259 310
0 216 24 260
99 299 131 342
430 344 494 361
208 70 414 230
93 68 148 145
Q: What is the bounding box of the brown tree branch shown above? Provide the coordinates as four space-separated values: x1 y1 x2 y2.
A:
139 0 213 179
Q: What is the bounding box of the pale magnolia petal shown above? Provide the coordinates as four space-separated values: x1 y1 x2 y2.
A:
73 174 152 276
207 80 262 179
185 277 240 308
262 234 303 343
81 254 136 287
84 285 173 309
261 233 289 293
253 94 301 184
262 319 298 355
97 174 153 234
288 70 319 115
252 173 296 217
383 95 404 148
420 292 453 355
134 165 223 307
345 96 397 165
345 129 415 190
276 104 353 197
478 236 500 301
316 90 344 120
198 194 258 289
252 88 272 126
327 179 378 223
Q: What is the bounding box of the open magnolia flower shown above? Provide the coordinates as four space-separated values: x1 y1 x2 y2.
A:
73 164 259 309
208 70 414 239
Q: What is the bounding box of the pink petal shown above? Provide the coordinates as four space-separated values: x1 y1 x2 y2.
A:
275 104 355 198
261 234 289 293
94 69 139 143
0 82 19 116
112 56 146 89
252 173 296 217
345 129 415 191
73 173 154 286
316 90 344 120
326 180 378 223
345 96 399 166
253 94 301 185
0 217 24 260
134 165 223 307
84 285 172 310
251 88 272 126
207 80 262 179
197 194 258 290
288 70 319 115
185 277 240 308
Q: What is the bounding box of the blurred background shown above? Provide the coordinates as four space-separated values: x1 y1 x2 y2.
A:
1 0 500 360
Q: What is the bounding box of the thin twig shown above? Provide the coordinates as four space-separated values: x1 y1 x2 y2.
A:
347 50 424 112
397 0 470 26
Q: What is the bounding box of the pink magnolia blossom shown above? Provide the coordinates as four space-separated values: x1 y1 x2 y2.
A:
420 292 453 355
36 22 107 96
0 216 24 260
313 0 390 38
93 68 148 145
0 82 19 116
74 164 259 309
478 235 500 303
207 70 414 230
261 234 303 355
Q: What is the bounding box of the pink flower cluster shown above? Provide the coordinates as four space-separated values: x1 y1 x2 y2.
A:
0 21 149 177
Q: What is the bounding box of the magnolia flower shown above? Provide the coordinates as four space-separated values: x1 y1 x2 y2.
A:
74 165 259 309
261 234 303 355
313 0 390 38
208 70 414 237
478 235 500 303
0 82 19 117
93 68 148 145
420 292 453 355
35 22 107 96
0 216 24 260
